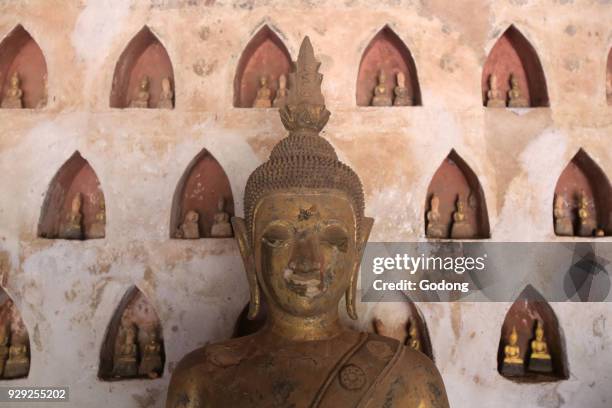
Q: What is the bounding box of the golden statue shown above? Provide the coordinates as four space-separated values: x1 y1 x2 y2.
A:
371 69 392 106
426 194 446 238
0 323 9 377
129 76 150 108
485 73 505 108
450 195 474 239
158 77 174 109
553 193 573 236
528 321 552 373
210 197 232 237
2 72 24 109
59 192 83 240
167 37 449 408
3 318 29 379
501 326 524 377
89 193 106 239
176 210 200 239
577 191 596 237
393 71 413 106
253 76 272 108
507 73 528 108
138 326 163 379
408 318 421 352
113 320 139 378
272 74 288 108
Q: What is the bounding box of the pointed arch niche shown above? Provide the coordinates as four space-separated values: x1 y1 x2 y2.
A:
171 149 234 239
0 25 48 109
38 152 106 240
233 25 292 108
109 26 174 109
425 150 490 239
553 149 612 237
356 26 421 107
606 48 612 105
99 287 165 381
497 286 568 382
0 287 30 379
482 25 549 108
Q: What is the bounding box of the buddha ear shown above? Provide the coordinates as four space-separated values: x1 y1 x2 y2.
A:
346 217 374 320
231 217 260 320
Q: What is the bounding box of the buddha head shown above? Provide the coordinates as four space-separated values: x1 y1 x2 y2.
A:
489 73 498 90
161 77 172 94
509 326 519 346
232 37 373 323
430 194 440 213
535 321 544 341
396 71 405 88
259 76 268 88
185 210 199 224
278 74 287 90
378 70 386 86
217 197 225 212
456 195 465 213
140 76 149 91
510 74 519 90
9 72 20 88
71 193 82 214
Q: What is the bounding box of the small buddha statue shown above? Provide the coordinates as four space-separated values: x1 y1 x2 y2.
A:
501 326 524 376
485 73 506 108
3 330 29 379
2 72 24 109
371 69 392 106
210 197 232 237
158 77 174 109
407 318 421 352
577 191 597 237
138 327 163 378
36 74 48 109
450 195 474 239
113 321 139 378
507 73 529 108
553 193 573 236
393 71 413 106
176 210 200 239
527 321 552 373
0 323 9 377
272 74 288 108
59 192 83 240
89 194 106 239
426 194 447 238
129 76 150 108
253 76 272 108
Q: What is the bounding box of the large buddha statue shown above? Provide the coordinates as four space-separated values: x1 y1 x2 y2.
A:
166 37 449 408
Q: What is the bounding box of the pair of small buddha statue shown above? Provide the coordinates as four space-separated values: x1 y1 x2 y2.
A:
112 317 163 379
252 74 288 108
371 69 413 106
58 192 106 240
176 197 232 239
129 75 174 109
426 194 475 239
554 191 604 237
502 321 552 377
0 303 30 379
486 73 529 108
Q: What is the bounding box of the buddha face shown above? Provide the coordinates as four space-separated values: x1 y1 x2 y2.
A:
186 210 199 223
252 189 358 317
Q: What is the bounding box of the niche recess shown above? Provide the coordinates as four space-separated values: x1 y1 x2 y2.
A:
233 25 292 108
232 301 268 338
0 288 30 380
497 285 568 383
425 150 490 239
356 26 421 107
38 152 106 240
110 26 174 109
0 25 47 109
482 25 549 107
170 149 234 239
606 48 612 105
99 287 165 381
553 149 612 237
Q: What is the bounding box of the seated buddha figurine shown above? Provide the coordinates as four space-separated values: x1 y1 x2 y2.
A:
450 195 474 239
272 74 288 108
371 69 392 106
393 71 413 106
507 74 528 108
501 326 524 377
89 194 106 239
553 193 573 236
129 76 150 108
527 320 552 373
577 191 596 237
253 76 272 108
138 326 163 379
485 73 505 108
0 323 9 377
177 210 200 239
59 192 83 240
2 72 24 109
166 37 449 408
113 319 139 378
426 194 447 238
210 197 232 237
158 77 174 109
3 319 29 379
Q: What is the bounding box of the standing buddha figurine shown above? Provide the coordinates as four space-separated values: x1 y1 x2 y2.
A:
485 73 506 108
393 71 413 106
272 74 288 108
2 72 24 109
158 77 174 109
507 73 529 108
527 320 552 373
371 69 392 106
59 192 83 240
129 76 150 108
253 76 272 108
501 326 524 377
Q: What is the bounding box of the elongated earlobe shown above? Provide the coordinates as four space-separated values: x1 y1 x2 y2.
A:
231 217 260 319
346 217 374 320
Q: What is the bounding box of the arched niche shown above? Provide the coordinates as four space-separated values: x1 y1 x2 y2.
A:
170 149 234 239
356 25 421 107
606 48 612 105
109 26 175 109
0 24 48 109
497 285 568 382
425 150 490 239
233 25 292 108
38 151 106 240
232 301 267 338
0 287 30 380
98 287 165 381
482 25 549 108
553 149 612 237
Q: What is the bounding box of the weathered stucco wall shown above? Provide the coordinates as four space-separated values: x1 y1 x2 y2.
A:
0 0 611 407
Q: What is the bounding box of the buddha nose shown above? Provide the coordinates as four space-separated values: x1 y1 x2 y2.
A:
289 230 322 273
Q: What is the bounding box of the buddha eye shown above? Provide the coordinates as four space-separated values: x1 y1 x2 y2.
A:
262 224 292 248
321 224 348 252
